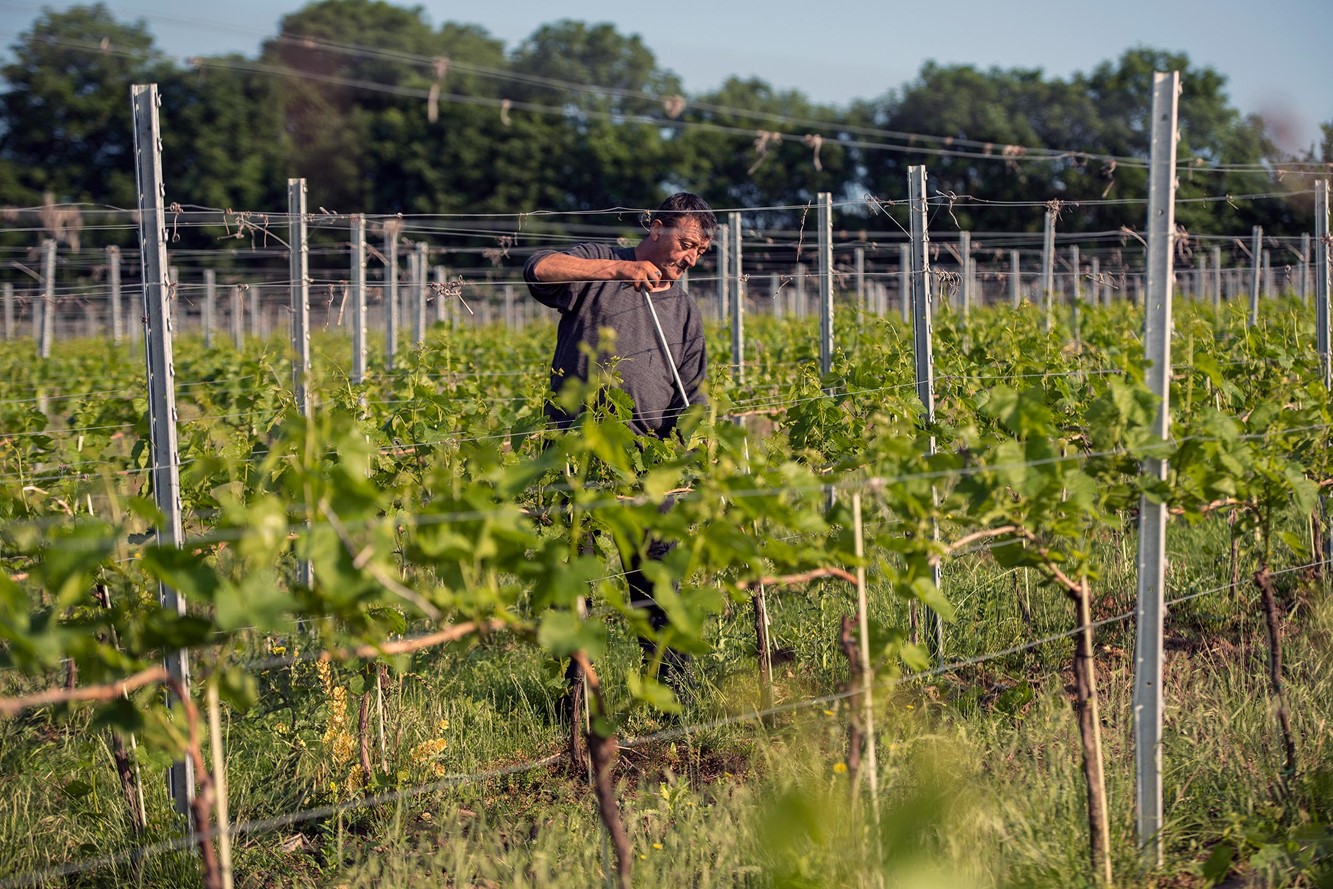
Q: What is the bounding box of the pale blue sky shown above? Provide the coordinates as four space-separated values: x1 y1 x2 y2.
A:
1 0 1329 150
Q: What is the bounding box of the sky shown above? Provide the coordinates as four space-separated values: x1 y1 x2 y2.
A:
1 0 1330 151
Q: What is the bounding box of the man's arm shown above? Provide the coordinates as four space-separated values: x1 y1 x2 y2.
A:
530 253 667 293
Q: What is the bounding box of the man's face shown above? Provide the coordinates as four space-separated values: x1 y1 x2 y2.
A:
647 219 711 284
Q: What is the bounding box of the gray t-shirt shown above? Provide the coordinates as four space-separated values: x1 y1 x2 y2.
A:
524 242 707 437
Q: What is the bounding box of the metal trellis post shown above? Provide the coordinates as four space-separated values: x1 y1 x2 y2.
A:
818 194 833 380
1010 249 1021 309
288 180 313 590
2 282 11 340
202 269 215 349
352 215 367 385
959 232 972 323
855 246 865 315
1041 208 1056 333
231 285 244 350
907 166 943 656
899 244 910 323
39 239 55 358
1301 232 1311 305
1315 181 1332 568
1248 226 1262 327
716 222 730 323
414 242 428 346
1133 70 1179 865
729 212 744 384
108 245 122 343
385 224 399 370
1212 246 1222 311
131 82 194 815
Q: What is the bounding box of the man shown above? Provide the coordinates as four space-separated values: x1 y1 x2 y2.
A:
524 192 715 437
524 193 717 700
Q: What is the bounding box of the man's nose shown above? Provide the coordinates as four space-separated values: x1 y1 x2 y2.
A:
684 250 699 268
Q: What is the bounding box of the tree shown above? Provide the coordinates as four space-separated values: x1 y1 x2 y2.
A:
0 3 171 209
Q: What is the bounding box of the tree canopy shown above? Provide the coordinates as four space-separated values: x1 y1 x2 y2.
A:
0 1 1326 242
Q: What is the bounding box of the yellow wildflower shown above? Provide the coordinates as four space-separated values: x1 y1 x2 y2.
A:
833 762 848 775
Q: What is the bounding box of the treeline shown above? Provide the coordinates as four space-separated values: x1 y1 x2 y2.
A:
0 0 1329 245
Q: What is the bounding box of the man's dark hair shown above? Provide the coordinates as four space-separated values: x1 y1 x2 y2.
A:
648 192 717 239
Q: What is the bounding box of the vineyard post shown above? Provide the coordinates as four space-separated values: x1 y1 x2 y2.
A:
131 82 194 815
414 242 428 346
855 245 865 314
899 244 910 323
1317 180 1330 390
1132 70 1179 864
39 238 55 358
1212 246 1222 310
960 231 972 323
1263 248 1274 300
433 266 447 325
1010 250 1021 308
1070 244 1081 343
1315 180 1331 567
505 284 517 330
715 221 730 323
247 284 259 340
2 282 11 340
203 269 215 349
1091 257 1100 311
108 245 122 343
1301 232 1311 304
1041 208 1056 333
230 285 243 349
730 211 744 384
288 180 312 424
1248 226 1262 326
351 215 367 385
770 272 781 319
288 179 314 590
385 223 399 370
907 165 944 656
818 194 833 380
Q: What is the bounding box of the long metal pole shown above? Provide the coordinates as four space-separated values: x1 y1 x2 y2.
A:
1316 181 1331 569
2 282 11 340
108 246 122 343
1010 250 1021 309
1317 181 1330 389
959 232 972 323
39 238 55 358
1133 70 1179 864
202 269 215 349
1070 245 1081 342
854 246 866 316
288 181 311 421
1041 209 1056 333
907 166 943 656
1248 225 1262 327
1211 246 1222 311
385 224 399 370
414 242 427 346
818 193 834 380
231 285 244 350
132 82 193 814
729 212 744 384
1301 232 1311 305
351 215 367 385
899 244 910 323
287 180 313 591
642 289 690 408
715 222 730 323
